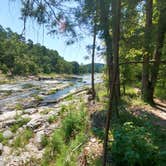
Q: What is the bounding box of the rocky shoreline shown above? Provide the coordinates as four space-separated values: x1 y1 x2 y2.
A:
0 88 88 165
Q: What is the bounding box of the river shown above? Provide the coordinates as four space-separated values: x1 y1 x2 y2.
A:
0 74 102 112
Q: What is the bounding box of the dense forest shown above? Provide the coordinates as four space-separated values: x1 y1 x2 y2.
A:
0 25 104 75
0 0 166 166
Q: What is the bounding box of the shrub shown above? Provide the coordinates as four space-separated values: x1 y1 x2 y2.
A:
41 135 49 148
47 115 57 124
50 130 64 154
111 122 159 166
62 111 86 142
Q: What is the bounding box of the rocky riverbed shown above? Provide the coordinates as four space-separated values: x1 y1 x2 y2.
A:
0 74 102 165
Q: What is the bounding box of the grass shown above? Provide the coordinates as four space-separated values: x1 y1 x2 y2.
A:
41 102 88 166
22 83 34 89
41 135 49 148
40 108 52 115
12 128 33 148
10 117 30 133
15 103 23 110
0 132 4 143
47 115 58 124
47 89 57 95
155 86 166 100
33 94 43 101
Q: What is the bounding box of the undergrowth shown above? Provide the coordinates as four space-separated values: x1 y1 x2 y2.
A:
41 102 88 166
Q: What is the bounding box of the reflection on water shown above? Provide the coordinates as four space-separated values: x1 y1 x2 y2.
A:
0 74 102 109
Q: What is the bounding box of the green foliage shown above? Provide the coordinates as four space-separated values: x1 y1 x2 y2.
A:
155 86 166 100
47 89 57 95
15 103 23 110
41 103 88 165
0 132 4 143
62 111 86 142
0 25 98 76
10 117 30 133
22 83 34 89
47 115 57 124
111 122 159 166
12 128 33 148
41 135 49 148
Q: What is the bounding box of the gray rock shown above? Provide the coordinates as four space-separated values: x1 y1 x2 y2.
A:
34 131 45 150
24 108 37 115
3 130 13 139
0 156 4 166
1 119 16 128
26 117 45 129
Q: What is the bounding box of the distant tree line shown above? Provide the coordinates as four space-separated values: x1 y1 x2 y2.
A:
0 25 104 76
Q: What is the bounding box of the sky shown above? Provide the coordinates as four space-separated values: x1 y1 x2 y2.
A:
0 0 104 64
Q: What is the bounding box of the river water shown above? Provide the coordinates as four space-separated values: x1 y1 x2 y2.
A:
0 74 102 111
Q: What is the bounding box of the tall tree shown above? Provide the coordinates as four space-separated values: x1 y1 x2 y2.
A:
112 0 121 115
91 21 97 99
142 0 153 103
100 0 121 165
142 0 166 104
147 0 166 103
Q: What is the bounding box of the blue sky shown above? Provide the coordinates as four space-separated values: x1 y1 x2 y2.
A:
0 1 103 64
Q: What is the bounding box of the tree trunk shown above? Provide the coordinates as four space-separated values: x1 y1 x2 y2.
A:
99 1 113 165
99 0 121 165
91 22 97 100
142 0 153 103
150 1 166 102
112 0 121 117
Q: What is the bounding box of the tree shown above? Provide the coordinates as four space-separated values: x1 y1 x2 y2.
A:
99 0 121 165
141 0 166 104
142 0 153 103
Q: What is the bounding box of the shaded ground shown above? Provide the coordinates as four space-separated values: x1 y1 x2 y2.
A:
82 92 166 165
130 98 166 128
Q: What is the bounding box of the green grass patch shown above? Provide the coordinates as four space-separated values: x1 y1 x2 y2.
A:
41 103 88 165
47 115 58 124
12 128 33 148
47 89 57 95
10 117 30 133
22 83 34 89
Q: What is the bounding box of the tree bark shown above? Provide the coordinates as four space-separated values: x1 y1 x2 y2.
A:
99 1 113 165
149 1 166 102
112 0 121 117
142 0 153 103
100 0 121 165
91 22 97 100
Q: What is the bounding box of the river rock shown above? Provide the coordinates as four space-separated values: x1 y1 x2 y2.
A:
24 108 37 115
34 131 45 150
0 156 4 166
0 119 16 129
26 117 45 129
3 130 13 139
0 143 3 155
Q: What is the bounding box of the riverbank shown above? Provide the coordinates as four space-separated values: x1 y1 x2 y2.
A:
0 80 165 165
0 72 93 165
